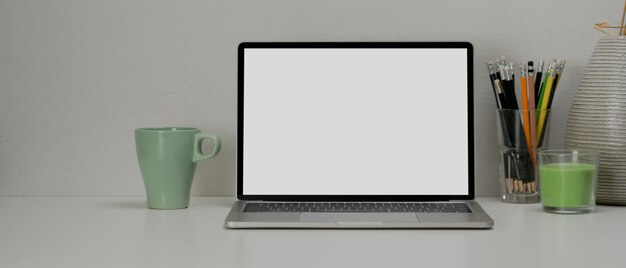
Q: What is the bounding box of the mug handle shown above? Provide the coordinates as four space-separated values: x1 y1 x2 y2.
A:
193 134 221 162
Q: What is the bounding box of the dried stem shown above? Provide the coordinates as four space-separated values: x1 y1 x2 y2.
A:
621 0 626 35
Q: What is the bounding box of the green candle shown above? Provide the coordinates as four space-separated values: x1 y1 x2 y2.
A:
540 163 595 208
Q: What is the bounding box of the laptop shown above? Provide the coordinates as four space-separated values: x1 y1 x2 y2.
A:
225 42 494 228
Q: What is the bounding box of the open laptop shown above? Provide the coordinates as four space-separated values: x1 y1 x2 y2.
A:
225 42 494 228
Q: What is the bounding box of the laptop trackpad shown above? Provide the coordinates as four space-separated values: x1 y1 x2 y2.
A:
300 213 418 223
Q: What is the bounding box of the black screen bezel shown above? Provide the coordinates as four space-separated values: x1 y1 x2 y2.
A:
237 42 474 202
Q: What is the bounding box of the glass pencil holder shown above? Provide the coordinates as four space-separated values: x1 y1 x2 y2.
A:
496 109 551 203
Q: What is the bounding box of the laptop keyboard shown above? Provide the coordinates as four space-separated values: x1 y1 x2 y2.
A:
243 202 472 213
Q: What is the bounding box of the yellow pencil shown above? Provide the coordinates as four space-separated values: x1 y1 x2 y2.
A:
536 65 555 140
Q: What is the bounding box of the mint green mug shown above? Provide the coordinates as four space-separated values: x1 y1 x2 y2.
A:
135 127 221 209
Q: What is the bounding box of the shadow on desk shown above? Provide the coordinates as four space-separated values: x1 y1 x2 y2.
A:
106 199 147 210
101 197 234 210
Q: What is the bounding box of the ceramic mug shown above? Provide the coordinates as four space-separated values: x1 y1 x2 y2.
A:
135 127 221 209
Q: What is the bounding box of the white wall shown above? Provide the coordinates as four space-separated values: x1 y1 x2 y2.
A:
0 0 621 196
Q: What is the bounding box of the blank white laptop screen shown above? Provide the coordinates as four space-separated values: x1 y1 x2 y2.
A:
242 47 469 195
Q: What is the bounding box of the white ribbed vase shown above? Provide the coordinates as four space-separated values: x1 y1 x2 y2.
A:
565 36 626 205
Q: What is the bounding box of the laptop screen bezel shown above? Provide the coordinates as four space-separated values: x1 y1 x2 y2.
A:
237 42 474 202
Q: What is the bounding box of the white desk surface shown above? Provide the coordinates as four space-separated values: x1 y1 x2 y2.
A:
1 197 624 268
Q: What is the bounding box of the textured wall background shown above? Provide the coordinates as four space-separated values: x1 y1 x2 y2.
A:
0 0 622 196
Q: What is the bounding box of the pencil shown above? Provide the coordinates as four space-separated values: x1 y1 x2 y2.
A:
508 62 515 87
495 58 504 81
527 61 538 191
487 61 502 107
534 60 544 104
503 66 518 109
547 60 565 109
556 60 565 86
508 63 517 109
514 61 531 191
536 63 556 144
493 71 521 192
535 61 553 125
519 63 531 153
495 79 517 149
508 63 526 186
494 79 508 109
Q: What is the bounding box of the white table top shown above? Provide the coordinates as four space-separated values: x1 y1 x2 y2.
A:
1 197 624 268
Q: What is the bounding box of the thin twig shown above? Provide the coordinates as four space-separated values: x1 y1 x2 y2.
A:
620 0 626 35
594 25 612 36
